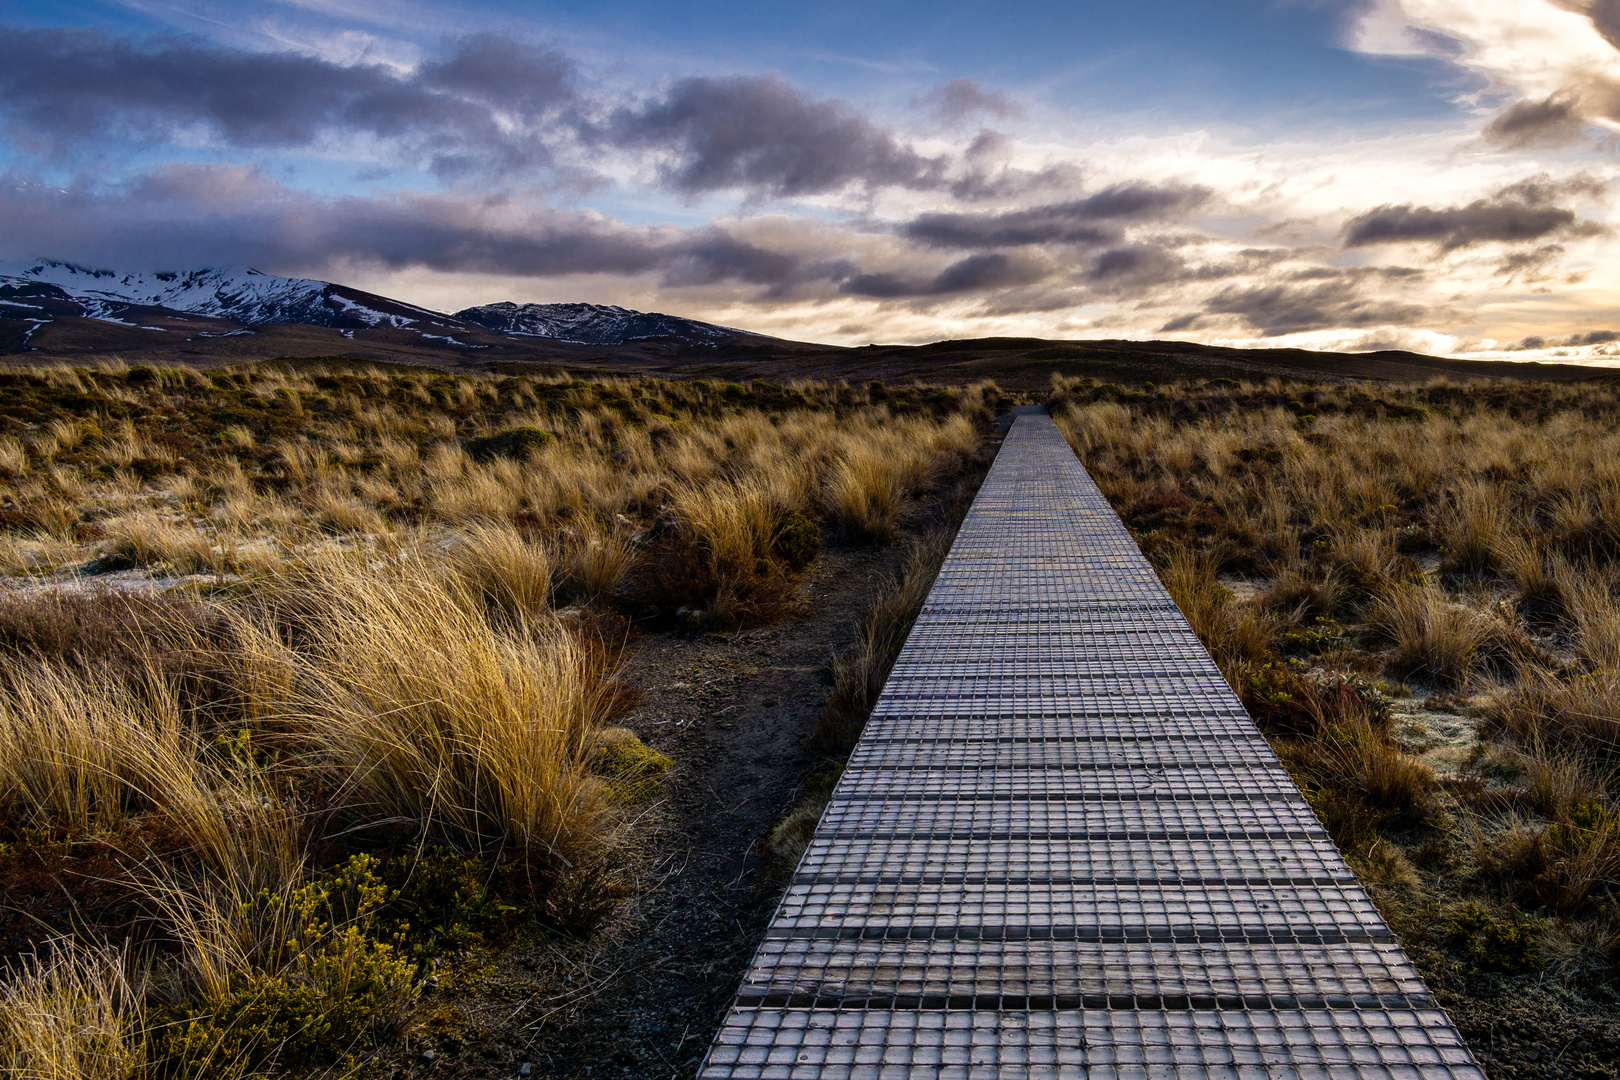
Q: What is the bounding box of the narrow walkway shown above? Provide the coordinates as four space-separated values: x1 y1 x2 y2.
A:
701 414 1482 1079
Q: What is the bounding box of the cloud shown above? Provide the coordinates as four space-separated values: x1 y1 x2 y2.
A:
903 183 1210 248
0 165 669 277
946 131 1085 201
1197 271 1431 336
1483 94 1588 148
607 73 946 197
1517 327 1620 348
0 165 890 302
841 253 1050 298
1351 1 1620 149
915 79 1023 124
0 28 982 200
1342 174 1605 250
0 27 577 177
1087 244 1185 287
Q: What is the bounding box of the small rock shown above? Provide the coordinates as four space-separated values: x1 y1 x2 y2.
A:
519 1065 533 1077
422 1050 436 1062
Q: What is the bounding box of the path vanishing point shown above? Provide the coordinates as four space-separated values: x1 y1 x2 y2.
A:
700 411 1485 1080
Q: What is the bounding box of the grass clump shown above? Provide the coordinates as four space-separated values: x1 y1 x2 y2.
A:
0 942 144 1080
282 556 612 861
817 529 955 749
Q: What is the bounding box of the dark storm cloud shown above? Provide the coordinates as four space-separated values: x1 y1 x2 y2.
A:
658 230 856 297
1570 328 1620 344
1592 0 1620 48
903 184 1211 248
0 165 875 297
1483 95 1587 149
1342 174 1606 250
841 253 1048 298
607 74 947 197
915 79 1023 124
946 131 1085 202
1198 273 1430 336
0 166 666 277
1087 244 1185 286
0 28 577 176
1517 328 1620 349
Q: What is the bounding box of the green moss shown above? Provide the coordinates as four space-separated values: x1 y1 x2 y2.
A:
1282 617 1348 656
773 511 821 571
591 728 673 804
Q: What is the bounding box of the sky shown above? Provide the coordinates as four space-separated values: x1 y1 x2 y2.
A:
1 0 1618 360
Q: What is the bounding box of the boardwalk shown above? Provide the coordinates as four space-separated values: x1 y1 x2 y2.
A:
701 413 1483 1080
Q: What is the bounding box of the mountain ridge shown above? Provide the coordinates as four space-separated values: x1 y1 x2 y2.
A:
0 261 758 348
455 300 760 345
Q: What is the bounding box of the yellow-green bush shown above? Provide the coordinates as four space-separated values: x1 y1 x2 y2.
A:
591 728 673 804
150 855 418 1079
1444 902 1544 974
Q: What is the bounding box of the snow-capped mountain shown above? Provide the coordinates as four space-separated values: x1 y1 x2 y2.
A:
0 261 764 352
0 261 466 331
455 301 759 345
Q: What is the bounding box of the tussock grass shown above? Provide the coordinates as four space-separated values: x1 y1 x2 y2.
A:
446 520 555 620
1369 585 1495 688
1158 550 1275 679
0 361 997 1071
1053 374 1620 1007
276 555 611 861
0 941 144 1080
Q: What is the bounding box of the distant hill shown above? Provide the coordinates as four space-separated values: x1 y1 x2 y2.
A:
1 260 1612 387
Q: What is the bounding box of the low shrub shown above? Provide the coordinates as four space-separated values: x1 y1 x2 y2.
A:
773 512 820 571
1444 902 1544 974
150 855 418 1079
591 728 673 804
465 426 554 462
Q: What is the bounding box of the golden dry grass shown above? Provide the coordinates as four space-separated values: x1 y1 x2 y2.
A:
0 942 144 1080
0 362 997 1073
278 555 612 860
1050 373 1620 1022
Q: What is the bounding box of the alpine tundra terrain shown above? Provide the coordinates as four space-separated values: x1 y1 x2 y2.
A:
0 351 1618 1080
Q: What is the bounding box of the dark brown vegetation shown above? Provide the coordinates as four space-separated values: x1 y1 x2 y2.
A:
12 309 1614 391
0 359 997 1078
1054 375 1620 1080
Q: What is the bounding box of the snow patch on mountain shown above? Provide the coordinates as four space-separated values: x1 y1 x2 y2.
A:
0 261 765 347
0 261 462 330
0 262 333 323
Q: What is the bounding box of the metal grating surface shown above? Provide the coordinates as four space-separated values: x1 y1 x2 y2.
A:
700 413 1482 1079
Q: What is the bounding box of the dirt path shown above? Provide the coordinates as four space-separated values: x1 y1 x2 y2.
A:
528 539 911 1079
